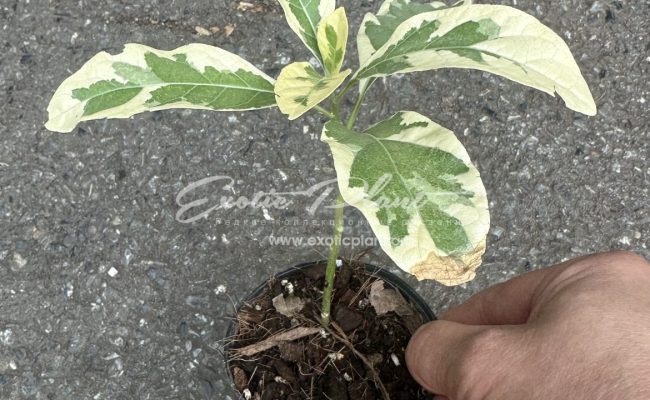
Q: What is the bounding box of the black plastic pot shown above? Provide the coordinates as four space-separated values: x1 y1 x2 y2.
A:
224 260 437 398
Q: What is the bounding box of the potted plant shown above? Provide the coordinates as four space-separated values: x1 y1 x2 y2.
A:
45 0 596 398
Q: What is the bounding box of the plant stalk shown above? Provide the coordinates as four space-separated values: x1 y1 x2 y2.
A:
331 78 357 121
314 105 335 119
320 192 345 326
346 81 371 130
320 77 366 326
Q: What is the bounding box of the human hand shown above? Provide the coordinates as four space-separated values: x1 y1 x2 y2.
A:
406 251 650 400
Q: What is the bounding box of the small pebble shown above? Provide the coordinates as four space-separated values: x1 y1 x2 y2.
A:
214 285 227 295
64 283 74 298
390 353 400 366
0 329 13 346
491 226 505 239
122 249 134 267
13 253 27 269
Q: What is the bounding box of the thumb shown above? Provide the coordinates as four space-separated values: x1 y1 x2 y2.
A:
406 320 516 398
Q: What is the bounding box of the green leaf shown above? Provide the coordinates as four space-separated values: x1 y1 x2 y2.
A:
275 62 350 120
322 111 490 286
46 43 276 133
278 0 336 66
355 4 597 116
317 7 349 76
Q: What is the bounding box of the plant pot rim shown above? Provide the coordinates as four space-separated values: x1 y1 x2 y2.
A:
223 259 437 399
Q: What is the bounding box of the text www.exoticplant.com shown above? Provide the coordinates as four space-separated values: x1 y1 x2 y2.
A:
269 235 381 247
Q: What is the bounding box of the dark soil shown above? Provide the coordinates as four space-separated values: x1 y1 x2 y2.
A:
227 260 432 400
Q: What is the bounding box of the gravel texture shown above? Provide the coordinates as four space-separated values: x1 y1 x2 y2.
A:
0 0 648 398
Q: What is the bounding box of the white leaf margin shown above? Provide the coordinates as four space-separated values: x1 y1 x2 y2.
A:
322 111 490 285
356 4 597 116
46 43 276 133
278 0 336 64
317 7 349 76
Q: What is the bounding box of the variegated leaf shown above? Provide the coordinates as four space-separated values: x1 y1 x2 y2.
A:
278 0 336 66
357 0 447 94
322 111 489 286
46 43 276 133
355 5 597 115
357 0 447 67
275 62 351 120
317 7 349 76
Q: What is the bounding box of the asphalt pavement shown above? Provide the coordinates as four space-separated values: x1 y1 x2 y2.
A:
0 0 648 398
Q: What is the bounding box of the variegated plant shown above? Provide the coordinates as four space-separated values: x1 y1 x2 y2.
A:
46 0 596 324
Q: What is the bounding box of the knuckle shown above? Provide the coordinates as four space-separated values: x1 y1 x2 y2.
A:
595 250 647 265
454 328 511 399
562 251 649 280
461 328 507 365
582 251 649 276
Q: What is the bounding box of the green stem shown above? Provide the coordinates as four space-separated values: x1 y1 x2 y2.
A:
314 104 334 119
320 77 365 327
346 81 371 130
331 94 341 120
321 193 345 326
331 78 357 121
337 79 356 101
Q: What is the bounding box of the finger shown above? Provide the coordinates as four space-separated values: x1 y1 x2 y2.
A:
442 257 589 325
406 320 494 396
